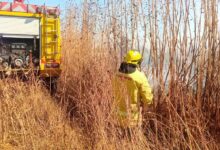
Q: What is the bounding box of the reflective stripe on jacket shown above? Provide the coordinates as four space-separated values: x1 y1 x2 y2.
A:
113 68 153 128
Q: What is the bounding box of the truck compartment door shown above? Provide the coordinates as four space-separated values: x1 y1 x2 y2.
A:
0 16 40 38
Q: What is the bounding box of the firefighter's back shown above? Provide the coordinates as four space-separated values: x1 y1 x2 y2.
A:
113 63 148 127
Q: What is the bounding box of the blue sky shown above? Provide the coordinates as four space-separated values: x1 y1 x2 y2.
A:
25 0 63 6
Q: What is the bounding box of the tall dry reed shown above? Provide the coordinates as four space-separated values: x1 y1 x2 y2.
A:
59 0 220 149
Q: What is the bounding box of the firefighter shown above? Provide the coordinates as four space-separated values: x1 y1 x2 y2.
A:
113 50 153 131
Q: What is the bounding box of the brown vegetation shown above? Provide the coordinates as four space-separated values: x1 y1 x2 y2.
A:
0 79 83 149
59 0 220 149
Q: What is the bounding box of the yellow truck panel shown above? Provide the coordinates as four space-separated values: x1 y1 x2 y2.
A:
40 15 61 77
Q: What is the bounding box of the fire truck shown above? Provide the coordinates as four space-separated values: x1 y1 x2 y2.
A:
0 0 61 80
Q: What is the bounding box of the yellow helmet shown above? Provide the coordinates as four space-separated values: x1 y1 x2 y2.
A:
124 50 142 65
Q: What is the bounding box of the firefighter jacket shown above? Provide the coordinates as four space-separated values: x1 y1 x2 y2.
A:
113 63 153 128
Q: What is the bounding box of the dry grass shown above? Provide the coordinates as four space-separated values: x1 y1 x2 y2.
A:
0 79 83 149
0 0 219 149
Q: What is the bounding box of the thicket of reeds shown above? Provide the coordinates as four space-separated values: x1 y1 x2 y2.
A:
0 0 219 149
60 0 220 149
